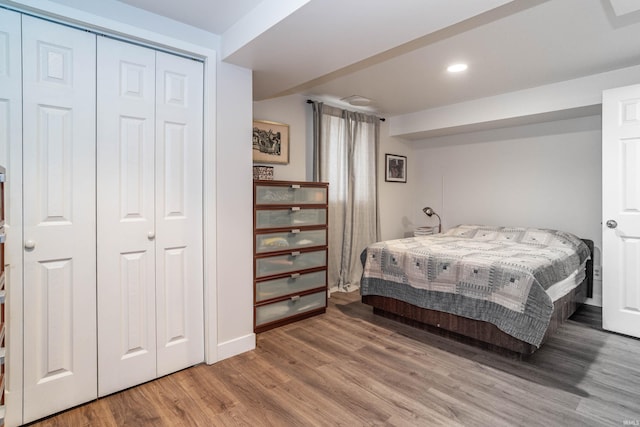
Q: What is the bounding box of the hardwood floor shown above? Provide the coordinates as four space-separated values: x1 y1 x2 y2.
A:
30 291 640 426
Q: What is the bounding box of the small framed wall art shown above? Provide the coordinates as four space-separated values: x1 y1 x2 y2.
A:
252 119 290 164
385 153 407 183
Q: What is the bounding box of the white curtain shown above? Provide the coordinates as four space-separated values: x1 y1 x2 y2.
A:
311 102 380 292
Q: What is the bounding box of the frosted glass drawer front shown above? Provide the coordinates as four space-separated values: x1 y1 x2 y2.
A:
256 229 326 254
256 208 326 229
256 185 327 205
256 291 326 326
256 250 326 278
256 270 326 302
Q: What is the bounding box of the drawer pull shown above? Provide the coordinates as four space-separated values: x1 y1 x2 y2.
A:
290 229 300 234
290 184 301 189
291 251 301 257
290 273 301 279
290 207 301 212
290 295 300 302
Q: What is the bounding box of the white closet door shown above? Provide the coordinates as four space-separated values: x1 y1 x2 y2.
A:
602 84 640 338
97 37 157 397
155 52 204 376
0 9 24 427
22 16 97 423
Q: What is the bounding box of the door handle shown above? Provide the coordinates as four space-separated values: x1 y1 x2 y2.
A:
606 220 618 229
25 239 36 250
148 231 156 240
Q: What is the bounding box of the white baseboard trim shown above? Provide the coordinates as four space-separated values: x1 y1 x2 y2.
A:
214 333 256 363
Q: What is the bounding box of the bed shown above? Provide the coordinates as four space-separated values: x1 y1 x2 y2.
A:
360 225 593 356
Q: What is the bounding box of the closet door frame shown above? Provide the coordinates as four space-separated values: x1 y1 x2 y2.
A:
13 9 219 366
97 38 205 396
2 6 219 426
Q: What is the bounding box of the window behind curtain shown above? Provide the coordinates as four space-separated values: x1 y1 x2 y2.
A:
312 102 380 292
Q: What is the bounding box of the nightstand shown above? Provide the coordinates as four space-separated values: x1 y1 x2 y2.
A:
414 226 438 236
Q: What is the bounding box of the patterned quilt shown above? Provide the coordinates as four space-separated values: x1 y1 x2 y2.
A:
360 225 590 347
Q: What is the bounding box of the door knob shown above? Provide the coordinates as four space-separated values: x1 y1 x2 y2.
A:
25 240 36 250
148 231 156 240
606 220 618 229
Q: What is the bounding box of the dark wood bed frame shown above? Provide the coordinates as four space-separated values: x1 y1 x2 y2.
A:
361 239 594 356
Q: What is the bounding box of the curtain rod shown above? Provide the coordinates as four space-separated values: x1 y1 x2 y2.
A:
306 99 385 122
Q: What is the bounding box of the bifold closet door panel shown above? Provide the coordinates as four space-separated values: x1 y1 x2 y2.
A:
155 52 204 376
97 37 157 397
21 16 97 423
97 39 205 392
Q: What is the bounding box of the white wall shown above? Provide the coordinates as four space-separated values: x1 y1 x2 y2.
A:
253 94 308 181
216 62 255 359
378 123 418 240
410 115 603 305
249 98 605 304
253 96 417 240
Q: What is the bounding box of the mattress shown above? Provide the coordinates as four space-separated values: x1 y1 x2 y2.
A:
546 260 587 302
359 225 591 346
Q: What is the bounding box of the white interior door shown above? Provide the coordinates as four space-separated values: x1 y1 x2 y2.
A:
0 9 25 427
22 16 97 422
97 37 157 397
155 52 204 376
602 84 640 339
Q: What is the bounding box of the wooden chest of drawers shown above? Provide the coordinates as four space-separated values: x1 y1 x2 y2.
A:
253 180 328 333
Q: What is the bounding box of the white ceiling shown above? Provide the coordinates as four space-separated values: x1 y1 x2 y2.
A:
116 0 264 35
114 0 640 117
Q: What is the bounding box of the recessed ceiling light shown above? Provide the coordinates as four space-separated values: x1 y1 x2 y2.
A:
447 63 468 73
